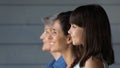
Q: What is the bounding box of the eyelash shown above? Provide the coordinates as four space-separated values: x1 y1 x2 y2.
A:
72 25 76 28
53 31 57 34
51 30 56 34
44 30 49 34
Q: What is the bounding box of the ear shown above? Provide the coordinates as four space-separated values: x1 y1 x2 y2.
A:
66 34 72 45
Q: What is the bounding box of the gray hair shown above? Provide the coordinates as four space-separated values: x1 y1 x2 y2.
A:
41 13 59 26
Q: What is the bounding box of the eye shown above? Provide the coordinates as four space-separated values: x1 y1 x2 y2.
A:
44 29 50 34
53 31 57 34
52 29 57 34
71 24 77 29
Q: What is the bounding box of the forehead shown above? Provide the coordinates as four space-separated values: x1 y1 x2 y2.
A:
44 25 52 30
52 20 61 29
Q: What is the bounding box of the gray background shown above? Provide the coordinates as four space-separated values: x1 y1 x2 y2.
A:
0 0 120 68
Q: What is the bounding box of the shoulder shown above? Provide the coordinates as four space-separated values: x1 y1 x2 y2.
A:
53 56 67 68
46 59 56 68
85 57 104 68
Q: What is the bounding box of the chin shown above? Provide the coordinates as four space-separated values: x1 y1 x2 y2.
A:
50 47 55 52
42 46 50 52
50 49 56 52
51 49 59 52
42 49 49 51
73 42 79 45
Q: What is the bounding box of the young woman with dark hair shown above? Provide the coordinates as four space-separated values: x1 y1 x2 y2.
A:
68 4 114 68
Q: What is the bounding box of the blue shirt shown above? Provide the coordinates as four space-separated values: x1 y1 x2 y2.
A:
46 56 67 68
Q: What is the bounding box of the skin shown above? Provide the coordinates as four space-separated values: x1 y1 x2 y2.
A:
40 25 52 51
40 25 61 60
50 20 68 52
50 20 75 67
85 57 104 68
68 24 104 68
68 24 84 46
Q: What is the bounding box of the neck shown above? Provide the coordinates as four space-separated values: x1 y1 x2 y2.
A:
51 52 61 60
61 45 75 67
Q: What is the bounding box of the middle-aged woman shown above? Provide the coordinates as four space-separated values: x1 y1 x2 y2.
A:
50 11 79 68
68 4 114 68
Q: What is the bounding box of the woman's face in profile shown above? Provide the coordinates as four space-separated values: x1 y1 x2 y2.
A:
50 20 69 52
40 26 53 52
68 24 84 45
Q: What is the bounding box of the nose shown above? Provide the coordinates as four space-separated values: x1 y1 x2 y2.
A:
40 33 44 40
68 27 71 34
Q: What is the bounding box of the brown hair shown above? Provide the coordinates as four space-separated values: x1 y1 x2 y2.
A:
70 4 114 67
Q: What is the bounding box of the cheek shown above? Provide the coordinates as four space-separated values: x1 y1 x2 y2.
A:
76 31 84 45
43 35 53 46
58 38 66 45
72 31 81 45
56 38 67 51
53 35 67 50
54 36 64 47
71 29 77 39
71 31 77 40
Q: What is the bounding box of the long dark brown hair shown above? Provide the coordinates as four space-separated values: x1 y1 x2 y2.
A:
70 4 114 67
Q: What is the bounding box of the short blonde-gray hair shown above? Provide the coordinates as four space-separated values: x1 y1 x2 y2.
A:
41 13 59 26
